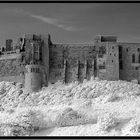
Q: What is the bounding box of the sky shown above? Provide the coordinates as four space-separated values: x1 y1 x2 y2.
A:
0 3 140 45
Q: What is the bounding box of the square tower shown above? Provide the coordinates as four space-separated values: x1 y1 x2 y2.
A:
23 34 51 87
94 36 119 80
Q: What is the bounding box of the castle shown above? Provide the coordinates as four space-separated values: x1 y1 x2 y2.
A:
0 34 140 92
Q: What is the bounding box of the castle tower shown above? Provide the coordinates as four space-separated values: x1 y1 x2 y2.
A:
24 64 43 93
94 35 119 80
23 34 50 92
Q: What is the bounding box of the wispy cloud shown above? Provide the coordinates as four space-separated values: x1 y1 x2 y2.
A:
4 8 78 31
30 14 77 31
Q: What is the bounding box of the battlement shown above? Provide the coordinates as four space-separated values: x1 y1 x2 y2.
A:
94 35 117 43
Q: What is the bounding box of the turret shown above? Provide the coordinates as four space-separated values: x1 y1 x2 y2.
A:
24 64 43 93
23 34 50 92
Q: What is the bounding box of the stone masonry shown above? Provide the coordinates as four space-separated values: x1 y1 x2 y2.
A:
0 34 140 92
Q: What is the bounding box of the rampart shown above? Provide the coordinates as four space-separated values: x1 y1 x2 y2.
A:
49 44 96 83
0 34 140 89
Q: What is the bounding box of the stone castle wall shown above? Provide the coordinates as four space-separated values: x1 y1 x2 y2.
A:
49 44 96 83
118 43 140 81
0 53 25 83
106 42 119 81
95 42 119 81
1 34 140 86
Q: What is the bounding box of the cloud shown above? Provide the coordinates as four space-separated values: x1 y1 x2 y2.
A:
30 14 77 31
2 7 78 31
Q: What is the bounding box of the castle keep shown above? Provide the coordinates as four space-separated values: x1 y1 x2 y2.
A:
0 34 140 92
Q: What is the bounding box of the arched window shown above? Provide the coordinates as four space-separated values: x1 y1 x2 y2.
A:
139 54 140 63
132 54 135 63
